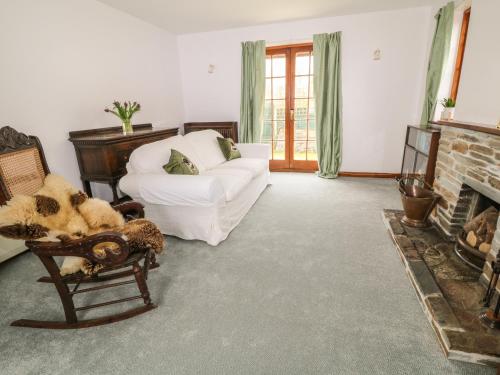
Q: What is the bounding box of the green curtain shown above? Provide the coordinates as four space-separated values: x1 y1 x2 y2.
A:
240 40 266 143
313 32 343 179
420 2 455 126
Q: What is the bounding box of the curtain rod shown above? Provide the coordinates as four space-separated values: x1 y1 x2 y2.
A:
266 38 313 47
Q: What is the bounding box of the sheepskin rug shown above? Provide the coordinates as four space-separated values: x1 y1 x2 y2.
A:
0 174 164 275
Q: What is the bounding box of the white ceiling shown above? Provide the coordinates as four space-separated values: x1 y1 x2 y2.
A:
97 0 441 34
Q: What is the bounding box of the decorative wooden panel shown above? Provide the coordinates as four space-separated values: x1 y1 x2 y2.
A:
184 122 238 142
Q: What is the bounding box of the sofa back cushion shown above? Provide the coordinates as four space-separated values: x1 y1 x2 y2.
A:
129 135 205 174
184 130 227 170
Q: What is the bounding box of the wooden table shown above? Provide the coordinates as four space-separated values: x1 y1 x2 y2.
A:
69 124 178 203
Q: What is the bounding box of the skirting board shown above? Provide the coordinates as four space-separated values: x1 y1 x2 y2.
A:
338 172 400 178
271 169 400 178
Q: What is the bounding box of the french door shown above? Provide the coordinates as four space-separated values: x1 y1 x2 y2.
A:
264 44 317 171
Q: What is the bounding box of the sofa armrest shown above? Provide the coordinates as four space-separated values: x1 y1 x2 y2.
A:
119 173 225 207
236 143 271 160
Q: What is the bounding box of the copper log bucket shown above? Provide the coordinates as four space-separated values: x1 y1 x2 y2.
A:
399 179 441 228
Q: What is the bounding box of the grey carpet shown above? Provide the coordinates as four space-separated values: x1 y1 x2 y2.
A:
0 173 494 375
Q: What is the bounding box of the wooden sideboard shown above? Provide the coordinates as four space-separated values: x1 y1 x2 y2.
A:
69 124 178 203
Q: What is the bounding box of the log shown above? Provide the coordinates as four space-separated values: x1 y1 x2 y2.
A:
485 222 496 243
479 242 492 254
466 231 478 247
463 206 498 233
463 206 498 249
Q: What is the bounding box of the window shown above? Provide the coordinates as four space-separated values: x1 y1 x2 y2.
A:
450 7 471 102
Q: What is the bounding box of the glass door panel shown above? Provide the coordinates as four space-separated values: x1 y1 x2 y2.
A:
290 48 317 169
265 44 317 171
265 52 289 165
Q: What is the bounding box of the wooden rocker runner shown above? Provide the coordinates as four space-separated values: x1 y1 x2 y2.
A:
12 201 159 329
0 126 161 329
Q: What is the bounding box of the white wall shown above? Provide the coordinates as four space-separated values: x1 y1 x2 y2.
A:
178 7 434 173
0 0 184 199
454 0 500 126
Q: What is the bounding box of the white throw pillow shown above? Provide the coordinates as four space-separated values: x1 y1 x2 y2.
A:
184 130 227 170
129 135 205 173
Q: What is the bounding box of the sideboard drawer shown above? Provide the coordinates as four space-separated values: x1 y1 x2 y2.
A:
113 147 135 176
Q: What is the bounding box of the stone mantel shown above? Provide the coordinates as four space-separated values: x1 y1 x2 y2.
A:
430 120 500 137
463 175 500 206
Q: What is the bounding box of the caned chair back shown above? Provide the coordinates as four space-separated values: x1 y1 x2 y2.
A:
0 126 50 204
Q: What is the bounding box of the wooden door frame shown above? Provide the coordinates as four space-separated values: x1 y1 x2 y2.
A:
289 44 317 171
450 7 471 102
266 46 291 171
266 43 318 172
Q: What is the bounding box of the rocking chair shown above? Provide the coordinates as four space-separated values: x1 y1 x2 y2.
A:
0 126 159 329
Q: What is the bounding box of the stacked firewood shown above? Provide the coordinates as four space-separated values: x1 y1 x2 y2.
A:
464 206 499 254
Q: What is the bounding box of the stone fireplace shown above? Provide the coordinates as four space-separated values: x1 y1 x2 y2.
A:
384 121 500 366
432 124 500 286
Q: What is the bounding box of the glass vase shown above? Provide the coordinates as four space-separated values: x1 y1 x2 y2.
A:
122 119 133 135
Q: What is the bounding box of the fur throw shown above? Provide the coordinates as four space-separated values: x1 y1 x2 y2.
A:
0 174 164 275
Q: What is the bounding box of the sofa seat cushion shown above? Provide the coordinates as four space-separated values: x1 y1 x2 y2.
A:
119 173 225 207
214 158 268 178
184 130 227 170
202 168 253 202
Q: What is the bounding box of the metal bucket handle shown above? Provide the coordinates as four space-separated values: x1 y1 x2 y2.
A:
397 176 434 195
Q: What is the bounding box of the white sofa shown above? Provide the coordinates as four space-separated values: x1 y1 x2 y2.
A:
119 129 270 246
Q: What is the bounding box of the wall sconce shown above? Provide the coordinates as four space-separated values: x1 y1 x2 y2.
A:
208 64 215 74
373 49 381 61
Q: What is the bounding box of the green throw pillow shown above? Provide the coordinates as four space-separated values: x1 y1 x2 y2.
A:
217 137 241 161
163 149 199 175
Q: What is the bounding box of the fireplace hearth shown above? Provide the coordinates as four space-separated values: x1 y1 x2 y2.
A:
383 209 500 366
385 122 500 366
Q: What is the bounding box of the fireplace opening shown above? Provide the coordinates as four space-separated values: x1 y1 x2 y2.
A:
455 186 500 271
